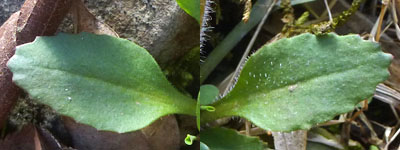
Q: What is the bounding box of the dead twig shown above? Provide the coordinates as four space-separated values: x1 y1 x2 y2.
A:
374 0 389 41
324 0 333 23
0 0 72 129
347 100 369 122
374 83 400 106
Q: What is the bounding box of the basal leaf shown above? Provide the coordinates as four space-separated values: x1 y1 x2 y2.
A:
7 32 196 133
201 33 392 131
196 84 219 130
176 0 200 23
200 142 210 150
199 84 219 105
200 127 266 150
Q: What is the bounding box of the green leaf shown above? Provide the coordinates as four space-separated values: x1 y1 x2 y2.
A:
199 84 219 105
176 0 200 23
7 32 196 133
200 127 266 150
200 142 210 150
369 145 379 150
275 0 315 7
202 33 392 131
197 84 219 130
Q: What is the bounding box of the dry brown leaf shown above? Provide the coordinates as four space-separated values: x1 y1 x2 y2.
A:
141 115 180 150
242 0 252 23
0 0 72 128
62 115 181 150
70 0 119 37
37 127 64 150
0 12 20 129
380 40 400 92
62 116 152 150
16 0 72 44
0 124 42 150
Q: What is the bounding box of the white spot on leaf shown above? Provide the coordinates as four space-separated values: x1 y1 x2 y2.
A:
288 84 298 92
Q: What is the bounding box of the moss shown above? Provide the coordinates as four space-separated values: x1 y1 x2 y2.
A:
279 0 364 37
82 0 199 67
0 0 24 25
164 46 200 97
8 96 58 130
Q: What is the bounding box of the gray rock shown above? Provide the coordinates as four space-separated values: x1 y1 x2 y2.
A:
1 0 199 67
82 0 199 67
0 0 24 25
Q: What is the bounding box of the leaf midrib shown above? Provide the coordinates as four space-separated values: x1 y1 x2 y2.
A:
221 56 381 113
23 64 180 107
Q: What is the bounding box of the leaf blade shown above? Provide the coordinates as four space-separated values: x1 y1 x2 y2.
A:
8 32 196 133
197 84 219 129
176 0 200 23
202 33 392 131
200 127 266 150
